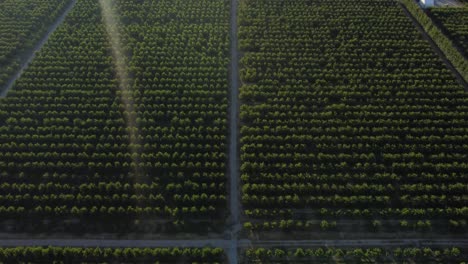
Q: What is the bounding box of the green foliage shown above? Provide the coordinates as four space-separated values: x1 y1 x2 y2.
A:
244 247 466 263
401 0 468 83
0 247 225 263
0 0 229 230
429 7 468 58
239 0 468 232
0 0 71 89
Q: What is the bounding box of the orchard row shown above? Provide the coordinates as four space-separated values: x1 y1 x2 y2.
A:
0 246 224 263
243 246 465 263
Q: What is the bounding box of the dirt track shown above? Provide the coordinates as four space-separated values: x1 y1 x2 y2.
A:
0 238 466 248
228 0 241 262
